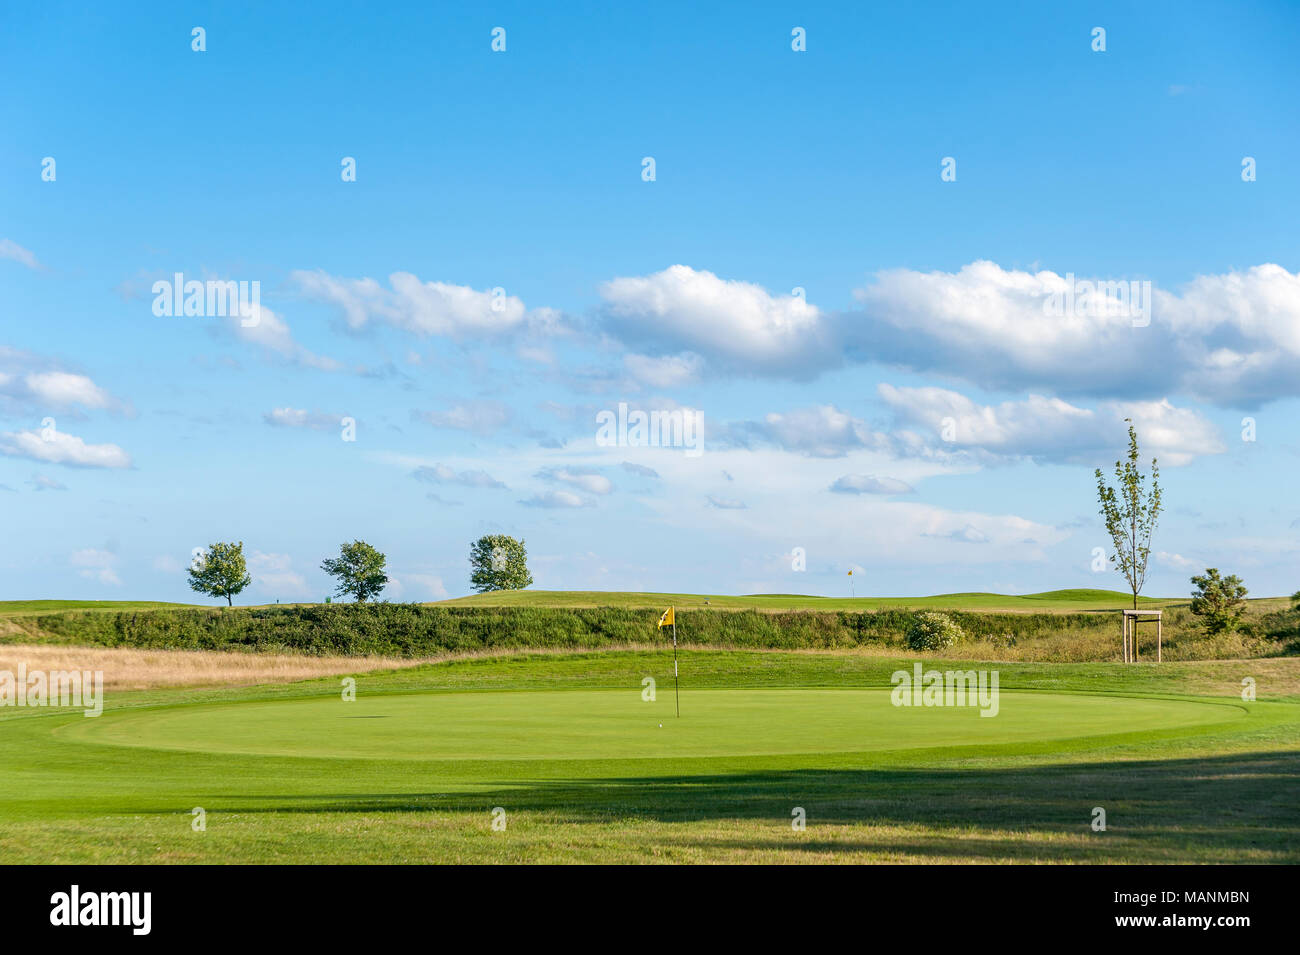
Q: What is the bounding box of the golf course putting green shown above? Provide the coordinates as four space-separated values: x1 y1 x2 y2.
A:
59 688 1247 761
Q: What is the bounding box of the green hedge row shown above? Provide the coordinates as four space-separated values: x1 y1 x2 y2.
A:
27 604 1118 657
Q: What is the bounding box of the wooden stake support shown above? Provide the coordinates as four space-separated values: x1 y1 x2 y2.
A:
1121 609 1163 663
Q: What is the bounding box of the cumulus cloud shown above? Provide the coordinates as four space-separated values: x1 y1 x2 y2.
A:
623 352 705 388
851 260 1300 407
22 371 116 410
0 429 132 469
221 303 341 371
720 405 890 458
536 466 613 495
877 384 1224 466
412 464 506 489
599 265 837 379
0 348 125 414
829 474 914 495
291 269 552 339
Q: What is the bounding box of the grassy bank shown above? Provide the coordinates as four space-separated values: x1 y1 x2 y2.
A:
7 600 1297 662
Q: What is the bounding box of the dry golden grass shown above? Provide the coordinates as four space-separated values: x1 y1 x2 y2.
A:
0 644 426 691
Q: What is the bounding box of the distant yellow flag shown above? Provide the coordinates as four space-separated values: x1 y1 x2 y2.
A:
657 607 675 628
847 570 853 575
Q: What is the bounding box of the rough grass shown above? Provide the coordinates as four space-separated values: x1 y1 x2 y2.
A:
0 643 425 691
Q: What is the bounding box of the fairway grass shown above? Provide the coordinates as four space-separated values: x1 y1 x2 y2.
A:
4 649 1298 864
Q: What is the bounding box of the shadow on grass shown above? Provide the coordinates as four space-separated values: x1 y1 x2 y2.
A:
178 749 1300 861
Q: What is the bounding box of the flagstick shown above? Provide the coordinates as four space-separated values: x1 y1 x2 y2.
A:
672 621 679 717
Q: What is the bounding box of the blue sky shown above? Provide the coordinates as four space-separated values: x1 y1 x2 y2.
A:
3 1 1299 602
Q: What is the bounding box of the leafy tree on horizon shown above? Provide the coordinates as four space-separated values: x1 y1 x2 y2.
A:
1190 568 1249 634
1095 421 1163 610
321 539 389 603
469 534 533 593
187 541 252 606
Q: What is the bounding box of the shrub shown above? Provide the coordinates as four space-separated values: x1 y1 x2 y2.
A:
907 612 965 651
1189 568 1248 635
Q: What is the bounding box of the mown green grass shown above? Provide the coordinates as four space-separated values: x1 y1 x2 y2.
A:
0 600 201 618
3 649 1297 863
0 589 1179 619
433 588 1181 612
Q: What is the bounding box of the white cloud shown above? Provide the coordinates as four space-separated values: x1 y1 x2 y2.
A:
249 551 310 598
0 239 40 270
22 371 115 410
623 352 705 388
264 407 343 431
0 348 124 413
291 269 543 338
394 573 449 600
1157 551 1201 570
537 466 613 495
877 384 1225 466
0 429 132 469
852 260 1300 407
722 405 890 458
599 265 836 378
70 548 121 586
152 554 183 574
930 524 991 544
223 303 340 371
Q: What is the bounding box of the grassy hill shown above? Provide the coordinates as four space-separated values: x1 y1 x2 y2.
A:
433 588 1178 613
0 590 1183 620
0 600 201 618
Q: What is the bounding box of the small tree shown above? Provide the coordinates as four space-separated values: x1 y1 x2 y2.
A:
469 534 533 593
188 541 252 606
1291 590 1300 612
321 540 388 603
1095 421 1162 610
1189 568 1248 634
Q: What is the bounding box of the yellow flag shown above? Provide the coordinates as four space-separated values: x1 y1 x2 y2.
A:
657 606 674 628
